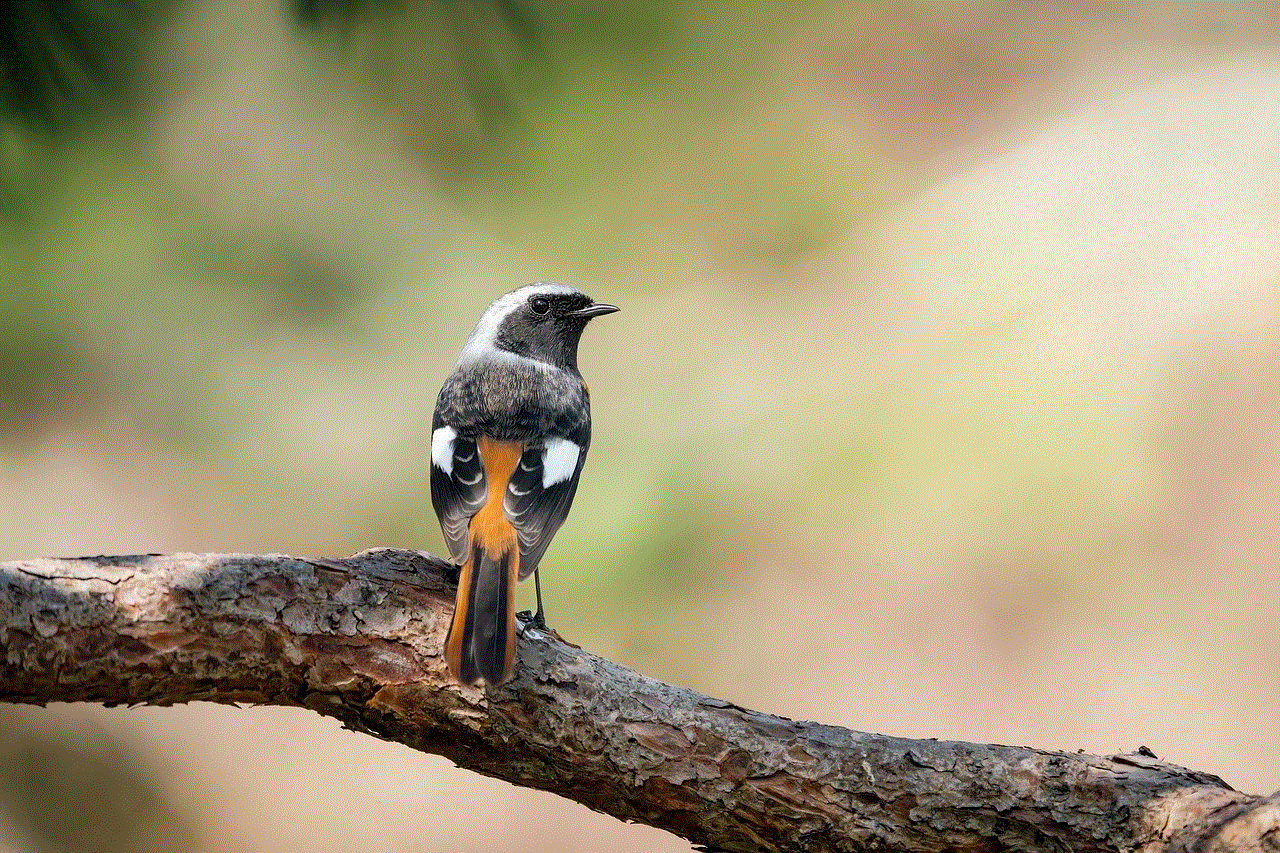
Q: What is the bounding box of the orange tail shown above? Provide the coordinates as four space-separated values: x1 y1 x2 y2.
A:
445 536 518 684
444 437 522 685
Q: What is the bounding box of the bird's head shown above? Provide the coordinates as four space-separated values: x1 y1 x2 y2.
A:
459 282 619 372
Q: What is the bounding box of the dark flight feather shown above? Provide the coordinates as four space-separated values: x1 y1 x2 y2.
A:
504 419 591 580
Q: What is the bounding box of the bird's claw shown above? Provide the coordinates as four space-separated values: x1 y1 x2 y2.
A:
516 609 548 634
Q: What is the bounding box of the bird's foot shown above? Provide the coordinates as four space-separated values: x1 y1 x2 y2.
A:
516 609 548 633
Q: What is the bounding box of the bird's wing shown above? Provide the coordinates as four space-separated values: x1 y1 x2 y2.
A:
503 419 591 579
430 424 487 565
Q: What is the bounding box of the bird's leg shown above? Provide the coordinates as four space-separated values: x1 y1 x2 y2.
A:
531 567 547 628
516 569 548 632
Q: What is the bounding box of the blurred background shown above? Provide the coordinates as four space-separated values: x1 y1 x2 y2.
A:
1 1 1278 850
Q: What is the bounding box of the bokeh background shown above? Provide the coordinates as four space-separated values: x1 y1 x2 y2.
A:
2 1 1278 850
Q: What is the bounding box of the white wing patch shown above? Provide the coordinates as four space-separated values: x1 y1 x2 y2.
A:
541 437 581 488
431 426 457 474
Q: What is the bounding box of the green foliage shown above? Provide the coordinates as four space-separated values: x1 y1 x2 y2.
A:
0 0 158 132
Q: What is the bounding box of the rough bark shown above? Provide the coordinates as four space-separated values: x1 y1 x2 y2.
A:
0 550 1273 852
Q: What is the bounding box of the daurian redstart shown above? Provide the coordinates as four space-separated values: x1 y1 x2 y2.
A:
431 283 618 685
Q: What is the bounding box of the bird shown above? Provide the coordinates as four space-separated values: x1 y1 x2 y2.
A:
430 282 618 685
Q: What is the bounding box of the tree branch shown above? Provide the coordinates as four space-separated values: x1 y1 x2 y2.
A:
0 550 1274 852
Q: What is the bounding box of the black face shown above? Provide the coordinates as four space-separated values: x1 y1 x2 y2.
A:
494 290 605 371
527 290 594 320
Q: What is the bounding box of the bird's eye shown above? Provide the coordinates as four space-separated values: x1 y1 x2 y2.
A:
530 297 551 315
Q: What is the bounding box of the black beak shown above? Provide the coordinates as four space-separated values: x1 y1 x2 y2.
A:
567 302 620 319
